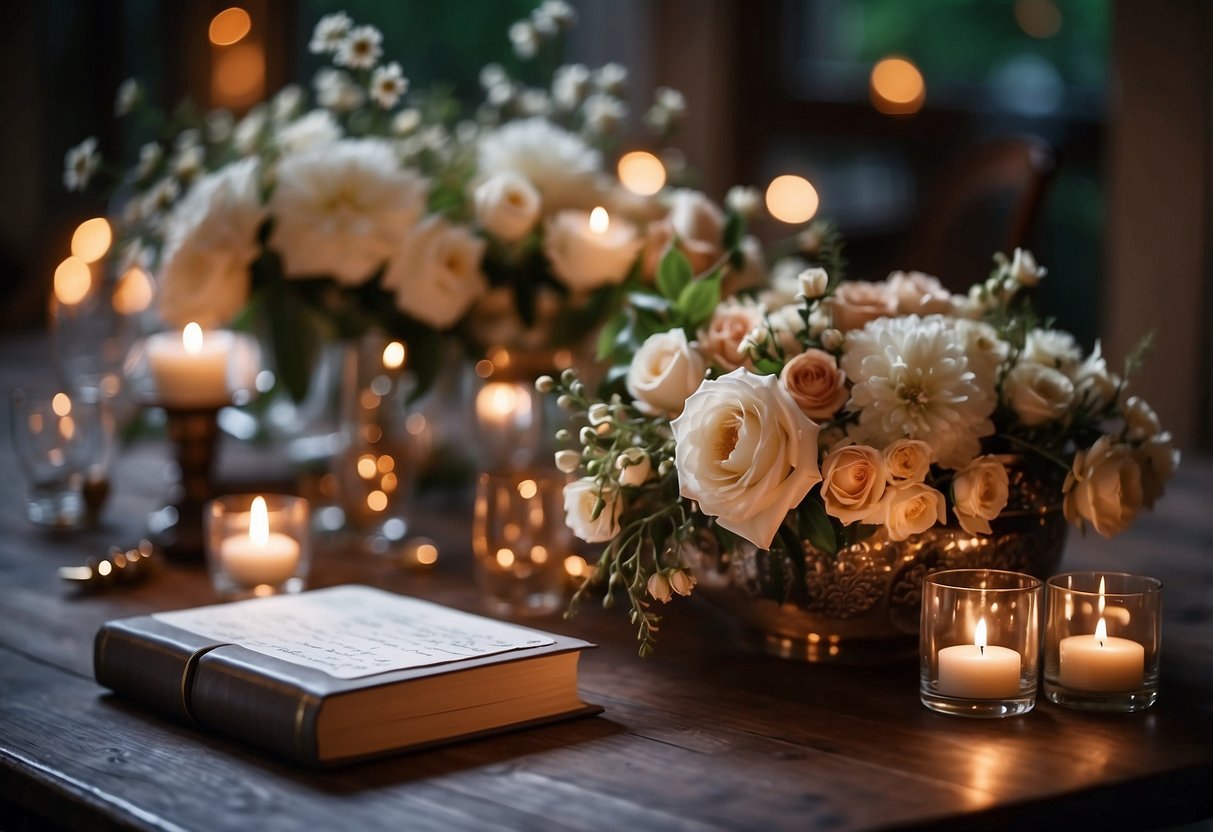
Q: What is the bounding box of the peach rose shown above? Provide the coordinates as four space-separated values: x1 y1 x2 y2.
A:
698 300 764 370
827 281 897 331
881 482 947 541
883 438 931 484
951 455 1010 535
886 270 954 315
820 445 887 525
779 348 848 421
1063 436 1143 538
642 189 725 277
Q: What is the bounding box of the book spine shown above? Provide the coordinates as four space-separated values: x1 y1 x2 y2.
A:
188 651 323 767
93 620 217 722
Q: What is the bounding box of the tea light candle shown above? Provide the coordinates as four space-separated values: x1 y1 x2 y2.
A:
147 322 232 408
1058 617 1145 692
937 619 1022 699
219 496 301 587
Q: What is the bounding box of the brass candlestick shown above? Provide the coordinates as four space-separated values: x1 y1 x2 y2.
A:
147 402 226 564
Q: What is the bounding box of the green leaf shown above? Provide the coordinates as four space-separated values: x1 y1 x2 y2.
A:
657 247 693 300
723 211 744 251
597 312 628 360
675 273 722 328
754 358 783 376
799 491 839 556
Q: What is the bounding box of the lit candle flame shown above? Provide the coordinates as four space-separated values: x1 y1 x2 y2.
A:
1095 617 1107 647
975 618 988 655
589 206 609 234
183 322 204 355
250 495 268 547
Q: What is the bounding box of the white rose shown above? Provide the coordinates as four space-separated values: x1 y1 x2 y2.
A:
563 477 621 543
951 455 1010 535
615 448 652 487
820 445 886 525
474 172 541 243
880 483 947 542
1136 432 1179 509
383 216 488 329
626 329 707 416
1009 247 1046 286
1022 328 1082 374
799 267 829 300
274 109 341 156
544 209 642 292
1122 395 1161 442
883 439 931 485
886 270 953 315
1063 436 1144 538
671 368 822 550
1004 361 1075 426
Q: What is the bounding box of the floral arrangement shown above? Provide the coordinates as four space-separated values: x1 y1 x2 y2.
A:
544 244 1180 654
62 3 695 399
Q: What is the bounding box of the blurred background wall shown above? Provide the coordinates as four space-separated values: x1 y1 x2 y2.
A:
1 0 1209 450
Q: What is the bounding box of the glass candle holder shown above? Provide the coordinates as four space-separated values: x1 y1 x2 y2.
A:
1044 572 1161 712
921 569 1042 718
473 469 572 617
205 494 311 599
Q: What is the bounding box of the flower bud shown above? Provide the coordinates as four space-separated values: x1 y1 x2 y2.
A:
798 267 829 300
820 328 844 352
646 571 673 603
578 426 597 445
535 375 555 393
556 394 575 410
669 569 697 597
615 448 652 487
555 428 571 443
588 402 610 425
554 449 581 473
658 458 673 476
560 369 577 386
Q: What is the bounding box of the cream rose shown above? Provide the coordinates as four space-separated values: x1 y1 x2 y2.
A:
544 209 642 292
671 368 822 550
820 445 886 525
827 280 897 332
1004 361 1074 426
883 439 931 484
474 171 541 243
383 216 488 329
563 477 621 543
1136 431 1179 509
800 267 829 300
881 482 947 541
1122 395 1162 442
1063 436 1144 538
642 189 725 277
780 349 848 420
626 329 707 416
886 271 953 315
951 455 1010 535
698 300 764 370
1022 328 1082 374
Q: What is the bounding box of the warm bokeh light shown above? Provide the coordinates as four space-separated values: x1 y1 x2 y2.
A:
1015 0 1062 38
209 7 252 46
367 490 388 512
415 543 438 565
212 42 265 109
357 454 377 479
531 545 548 564
765 175 820 224
51 393 72 417
112 267 154 315
589 206 609 233
496 547 515 568
382 341 406 370
617 150 667 196
564 555 588 578
182 322 204 354
53 256 91 305
71 218 112 264
474 359 494 379
517 479 538 499
870 56 926 115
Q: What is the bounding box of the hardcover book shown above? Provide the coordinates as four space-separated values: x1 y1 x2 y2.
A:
94 585 599 767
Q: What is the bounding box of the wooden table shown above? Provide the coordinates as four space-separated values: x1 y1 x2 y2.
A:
2 334 1212 831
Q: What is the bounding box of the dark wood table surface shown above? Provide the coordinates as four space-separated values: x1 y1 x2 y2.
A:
1 334 1212 832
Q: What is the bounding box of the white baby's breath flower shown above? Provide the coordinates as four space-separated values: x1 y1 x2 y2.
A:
725 186 760 219
841 315 995 469
63 137 100 192
552 64 591 109
334 24 382 69
536 0 577 31
271 85 304 122
595 63 628 95
582 94 627 134
517 88 551 117
655 86 686 115
370 62 409 109
309 11 352 54
1008 247 1046 286
478 118 602 212
391 108 422 135
269 139 428 285
509 20 539 59
114 78 140 116
275 109 341 156
480 63 508 91
315 68 365 112
135 142 162 181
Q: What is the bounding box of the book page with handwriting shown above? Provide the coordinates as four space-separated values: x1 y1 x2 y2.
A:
154 586 556 679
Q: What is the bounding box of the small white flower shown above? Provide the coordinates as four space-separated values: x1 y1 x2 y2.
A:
206 109 234 144
595 63 628 95
309 11 352 54
171 144 205 181
1008 247 1046 287
486 81 515 108
175 128 201 151
517 88 551 117
725 186 760 219
233 105 268 155
480 63 508 91
582 94 627 134
114 78 140 116
143 176 180 214
275 109 341 156
588 403 611 425
536 0 576 31
335 24 383 70
509 20 539 59
552 64 591 109
554 450 581 474
272 85 304 122
799 267 829 300
820 328 844 352
655 86 686 115
391 108 422 135
135 142 162 181
370 62 409 109
314 68 364 112
64 137 100 192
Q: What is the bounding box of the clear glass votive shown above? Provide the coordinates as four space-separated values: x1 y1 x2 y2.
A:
921 569 1042 718
10 388 113 528
205 494 311 599
473 468 572 617
1044 572 1161 712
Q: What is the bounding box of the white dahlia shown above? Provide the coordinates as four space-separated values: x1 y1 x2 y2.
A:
841 315 995 469
477 117 602 212
268 139 427 285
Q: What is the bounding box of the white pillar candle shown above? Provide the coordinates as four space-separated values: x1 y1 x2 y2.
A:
147 323 232 408
219 496 301 587
937 619 1022 699
544 206 642 290
1058 617 1145 692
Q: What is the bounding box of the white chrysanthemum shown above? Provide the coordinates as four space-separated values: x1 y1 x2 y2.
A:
309 11 351 54
334 24 382 69
841 315 995 469
157 158 265 327
268 139 427 285
370 62 409 109
64 137 100 192
478 118 602 212
275 109 341 156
